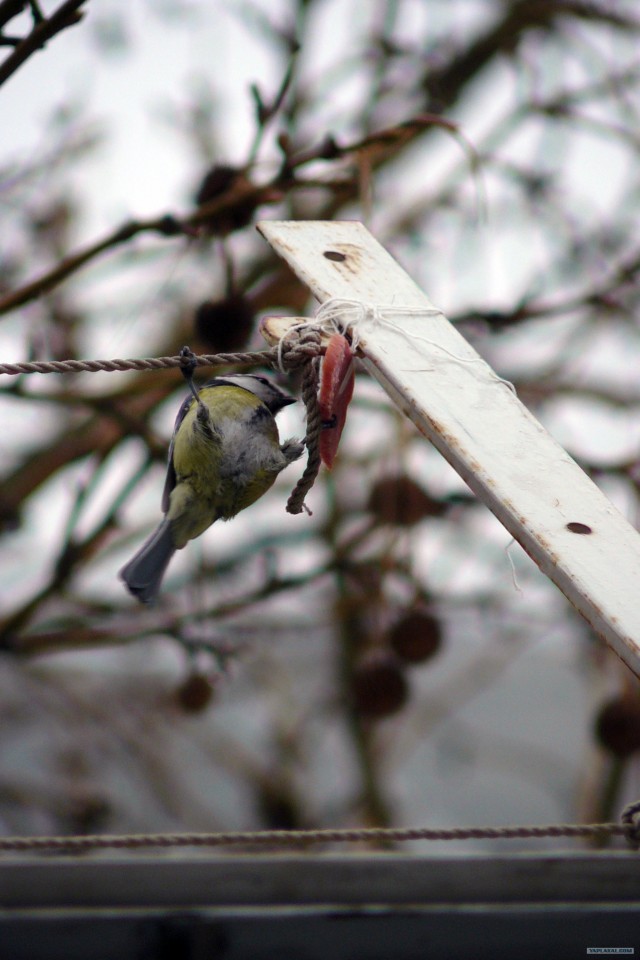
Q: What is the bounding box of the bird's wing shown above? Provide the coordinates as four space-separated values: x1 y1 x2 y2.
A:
161 392 195 513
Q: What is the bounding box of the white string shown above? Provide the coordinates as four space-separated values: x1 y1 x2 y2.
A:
279 297 517 395
505 539 523 593
274 298 368 372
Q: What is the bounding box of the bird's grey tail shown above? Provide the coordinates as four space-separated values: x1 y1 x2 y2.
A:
119 520 175 604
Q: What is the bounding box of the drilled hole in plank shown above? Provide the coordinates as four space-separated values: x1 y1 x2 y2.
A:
566 522 592 534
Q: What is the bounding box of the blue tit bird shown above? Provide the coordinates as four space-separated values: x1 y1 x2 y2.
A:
120 372 304 603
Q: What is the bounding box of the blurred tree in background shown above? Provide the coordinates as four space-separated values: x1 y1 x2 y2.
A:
1 0 640 844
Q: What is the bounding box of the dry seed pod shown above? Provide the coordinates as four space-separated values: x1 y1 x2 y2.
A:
175 672 215 714
351 653 409 719
595 696 640 758
194 164 257 235
367 475 446 526
194 294 255 352
389 610 442 665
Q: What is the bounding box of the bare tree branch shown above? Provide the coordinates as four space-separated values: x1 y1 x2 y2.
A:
0 114 460 318
0 0 87 87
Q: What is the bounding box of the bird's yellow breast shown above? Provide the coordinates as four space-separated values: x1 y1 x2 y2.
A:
167 384 283 544
172 385 272 474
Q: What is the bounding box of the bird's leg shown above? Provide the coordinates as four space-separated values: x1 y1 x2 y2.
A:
180 346 207 418
179 346 218 438
179 346 202 404
281 438 305 462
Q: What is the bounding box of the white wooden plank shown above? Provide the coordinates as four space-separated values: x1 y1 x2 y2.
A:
258 219 640 679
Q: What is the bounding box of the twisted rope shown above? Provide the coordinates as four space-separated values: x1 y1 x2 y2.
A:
285 329 323 515
0 820 635 855
2 801 638 853
0 349 280 377
0 330 326 377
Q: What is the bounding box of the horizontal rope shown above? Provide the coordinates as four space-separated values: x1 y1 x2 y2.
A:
0 331 327 377
0 821 633 855
0 349 277 377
